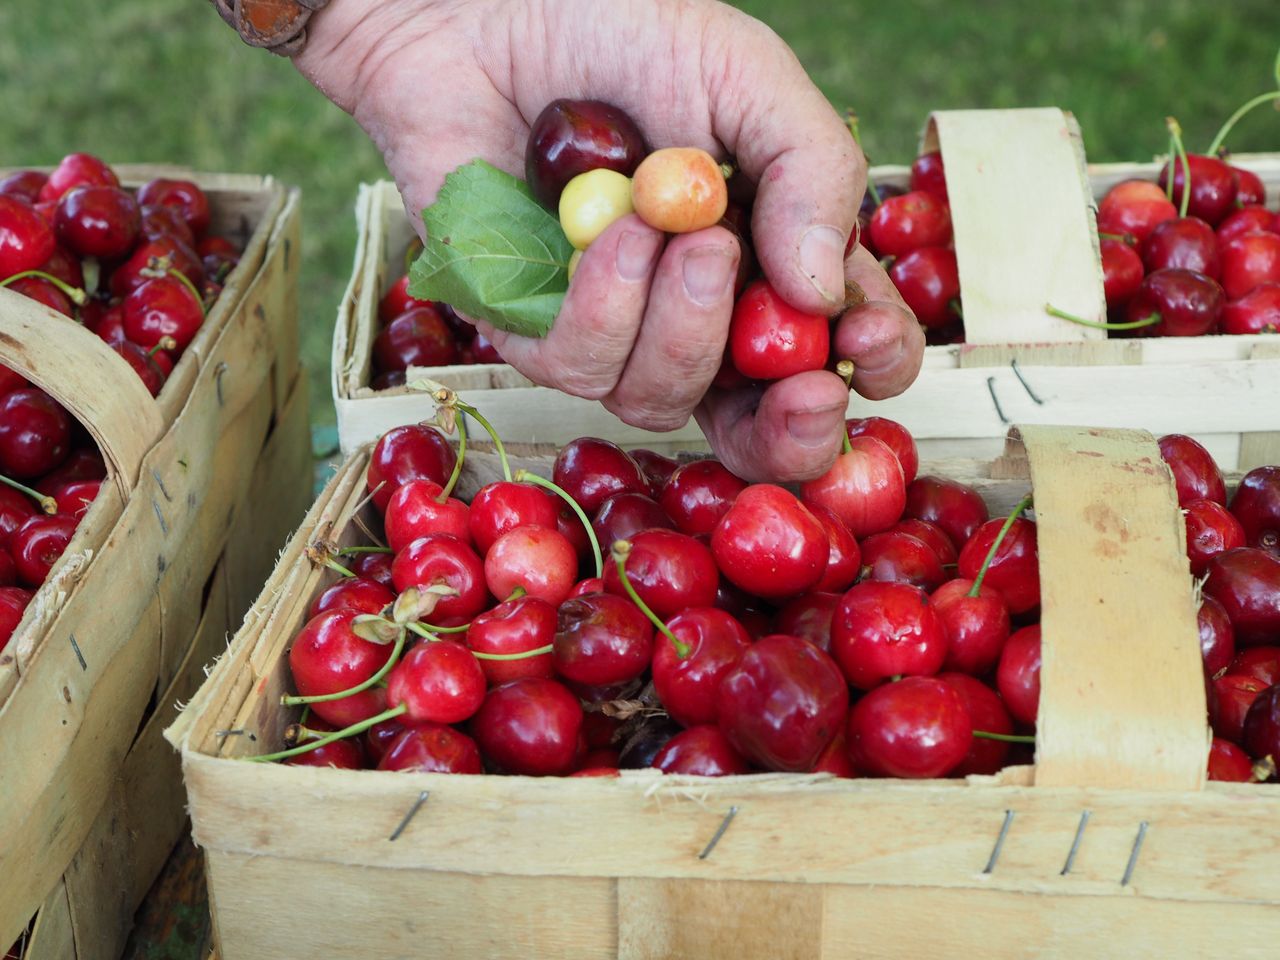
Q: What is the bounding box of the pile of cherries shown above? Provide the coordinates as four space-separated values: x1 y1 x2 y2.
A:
258 402 1279 783
0 152 243 396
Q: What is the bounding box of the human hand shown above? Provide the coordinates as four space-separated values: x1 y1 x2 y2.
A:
296 0 924 481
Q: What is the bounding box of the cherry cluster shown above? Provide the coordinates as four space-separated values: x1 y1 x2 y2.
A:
0 152 243 396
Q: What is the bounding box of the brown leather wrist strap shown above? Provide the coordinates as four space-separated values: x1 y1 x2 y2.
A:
209 0 331 57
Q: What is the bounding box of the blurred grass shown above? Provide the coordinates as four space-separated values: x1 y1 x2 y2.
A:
0 1 1276 429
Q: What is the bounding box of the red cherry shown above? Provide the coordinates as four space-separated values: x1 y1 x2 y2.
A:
651 607 751 728
552 437 647 516
525 98 648 210
712 484 827 599
0 170 47 203
109 234 203 297
469 332 502 362
387 638 486 725
868 191 952 257
4 275 74 317
468 480 558 554
371 370 407 391
996 625 1041 727
33 446 104 494
1158 434 1226 506
1158 153 1238 226
1185 498 1246 576
122 275 204 353
1204 548 1280 646
728 279 830 379
367 424 456 512
51 479 101 519
1230 167 1266 207
485 524 577 606
287 609 394 728
1217 206 1276 245
1212 673 1267 742
378 274 431 324
553 592 653 686
957 517 1039 615
136 178 211 236
38 153 119 203
378 724 483 774
810 723 858 777
1222 282 1280 334
1220 232 1280 299
716 634 849 772
284 738 365 770
9 515 70 590
1198 595 1236 680
54 185 140 259
1096 180 1178 246
373 306 459 371
0 195 56 278
659 459 747 536
1207 737 1254 782
0 585 31 652
385 479 469 553
653 726 750 776
308 577 395 619
858 531 945 592
887 518 957 565
469 677 584 776
1231 646 1280 687
603 528 719 618
1127 268 1224 337
889 247 960 329
38 243 84 289
86 302 126 343
909 151 948 201
349 550 394 588
831 580 946 689
628 448 680 495
810 505 861 593
109 340 167 396
801 437 906 540
0 388 70 478
467 595 557 685
845 417 918 486
1100 237 1145 309
938 673 1014 776
140 203 197 247
933 577 1011 676
772 592 840 653
1141 216 1220 278
592 492 675 548
847 676 972 779
557 505 593 561
904 475 989 547
392 534 489 626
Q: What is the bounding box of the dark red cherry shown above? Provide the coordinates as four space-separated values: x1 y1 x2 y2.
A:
284 738 365 770
712 484 827 599
110 340 167 396
391 533 489 626
136 178 211 235
467 595 557 685
909 150 948 201
1158 153 1238 226
367 424 457 512
868 191 952 257
308 577 395 619
469 677 584 776
54 185 140 259
996 625 1041 727
373 306 459 371
1141 216 1220 278
0 170 47 203
659 459 747 536
287 608 394 728
122 275 204 353
50 479 101 519
1126 268 1223 337
378 724 483 774
1230 167 1267 207
1218 205 1276 244
904 475 989 548
1158 434 1225 506
1203 548 1280 647
1207 737 1254 782
1222 282 1280 335
377 274 431 324
525 98 648 210
0 388 71 478
33 446 104 495
553 592 653 686
1230 466 1280 557
109 234 203 297
957 517 1039 615
653 725 750 776
37 244 83 291
1198 594 1236 680
831 580 946 689
11 514 78 587
1100 237 1145 309
858 531 945 592
604 528 718 619
4 275 73 316
628 448 680 495
810 505 861 593
1185 498 1246 576
592 492 675 548
1231 646 1280 687
1212 673 1267 743
0 584 31 652
887 518 957 565
938 673 1014 776
0 195 56 279
889 247 960 329
651 607 751 727
773 592 840 653
847 676 972 779
552 437 647 516
139 203 196 247
349 550 394 589
38 153 118 203
933 577 1011 676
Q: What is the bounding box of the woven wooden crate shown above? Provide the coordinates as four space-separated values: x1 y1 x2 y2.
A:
0 172 309 955
332 111 1280 466
167 423 1279 960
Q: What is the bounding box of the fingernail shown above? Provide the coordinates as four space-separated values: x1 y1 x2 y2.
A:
617 231 660 282
682 247 736 306
799 225 846 302
858 335 906 374
786 403 846 448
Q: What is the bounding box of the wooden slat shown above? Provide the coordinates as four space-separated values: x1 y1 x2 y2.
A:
22 883 73 959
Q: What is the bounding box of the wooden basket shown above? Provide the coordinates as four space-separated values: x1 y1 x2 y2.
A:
332 112 1280 466
166 424 1279 959
0 173 310 957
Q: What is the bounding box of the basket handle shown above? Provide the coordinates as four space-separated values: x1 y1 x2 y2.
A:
920 108 1107 346
0 288 165 497
1011 424 1208 791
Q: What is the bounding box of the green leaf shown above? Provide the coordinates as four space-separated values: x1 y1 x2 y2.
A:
408 159 571 338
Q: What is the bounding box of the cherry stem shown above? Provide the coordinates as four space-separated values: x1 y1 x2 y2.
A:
1045 303 1160 331
413 620 469 634
280 627 406 706
505 586 527 602
437 415 467 502
968 494 1032 598
844 110 884 206
1164 129 1177 204
284 723 332 746
889 674 903 682
0 473 57 515
470 643 553 662
718 162 735 180
611 539 687 657
516 469 602 578
0 269 88 305
1097 232 1131 244
1166 117 1191 219
836 359 855 390
167 266 207 316
337 545 393 556
973 730 1035 744
246 703 408 763
1207 90 1280 156
299 704 311 724
452 399 509 482
323 557 356 578
146 337 177 359
406 621 442 642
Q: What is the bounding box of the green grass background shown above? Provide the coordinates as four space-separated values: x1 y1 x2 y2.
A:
1 0 1276 429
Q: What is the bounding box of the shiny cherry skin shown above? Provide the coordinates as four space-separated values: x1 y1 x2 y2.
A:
604 528 719 618
54 185 140 259
716 633 849 772
1141 216 1219 278
0 547 18 588
1212 673 1267 743
847 676 972 779
288 609 394 728
904 475 989 547
810 505 861 593
0 195 56 277
1222 282 1280 334
139 203 196 247
1230 646 1280 687
109 234 203 297
136 178 211 235
378 724 483 774
810 722 858 777
653 725 750 776
11 514 78 587
628 448 680 495
373 306 459 371
712 484 827 599
33 446 104 494
51 479 101 519
1230 466 1280 557
371 370 407 391
729 279 829 380
1100 237 1145 309
659 459 747 536
1217 206 1276 245
38 243 83 289
553 592 653 686
468 480 558 554
38 153 119 202
957 517 1039 615
0 585 31 652
552 437 647 516
284 738 365 770
123 275 204 353
470 677 584 776
367 424 456 512
5 275 73 316
1207 737 1254 782
868 191 952 257
1126 268 1223 337
467 595 556 685
0 170 47 203
349 550 394 588
773 592 840 653
1097 180 1178 246
308 576 395 619
1185 498 1246 576
858 531 946 592
1158 434 1226 506
889 247 960 329
592 491 675 549
485 524 578 607
801 437 906 540
832 581 946 689
1198 594 1236 679
1158 153 1238 226
378 274 431 324
1221 232 1280 299
0 388 70 478
651 607 752 728
1231 167 1267 207
110 340 167 396
938 672 1014 776
887 518 957 565
1203 548 1280 646
391 533 490 626
387 638 487 725
933 577 1011 676
525 98 648 210
996 625 1041 727
909 150 948 201
845 417 919 486
385 479 469 553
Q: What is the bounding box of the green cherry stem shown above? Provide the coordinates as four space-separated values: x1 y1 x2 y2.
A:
1045 303 1160 331
968 494 1032 598
338 545 394 556
412 620 470 634
0 473 57 514
470 643 553 662
1207 91 1280 157
279 628 406 707
246 703 408 763
1164 129 1177 204
973 730 1036 744
516 469 603 578
146 337 177 359
612 539 688 657
169 267 207 316
844 110 884 206
437 414 467 502
1166 117 1192 219
0 269 88 305
453 398 509 482
1097 232 1132 244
